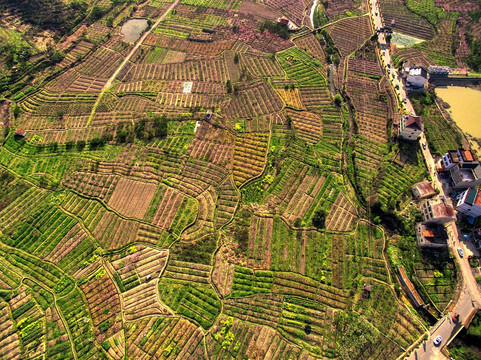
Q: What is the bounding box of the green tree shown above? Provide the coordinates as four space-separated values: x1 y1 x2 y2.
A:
312 209 327 229
226 80 232 93
334 93 343 106
76 140 86 151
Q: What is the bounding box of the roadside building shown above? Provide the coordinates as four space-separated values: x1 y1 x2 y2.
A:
420 198 456 224
441 150 460 170
415 223 448 248
412 181 436 200
405 67 428 91
428 66 450 76
449 163 481 189
14 129 27 137
456 188 481 218
397 266 424 308
442 149 481 189
399 114 423 140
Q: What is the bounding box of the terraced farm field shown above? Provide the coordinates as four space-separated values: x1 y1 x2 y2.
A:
0 0 464 357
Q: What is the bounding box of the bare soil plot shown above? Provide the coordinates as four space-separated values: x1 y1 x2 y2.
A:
79 268 122 341
108 178 158 218
246 216 273 269
282 171 326 223
325 192 358 231
327 16 373 56
188 122 235 167
238 0 282 20
92 212 140 250
151 187 184 228
293 34 328 72
110 246 170 320
212 250 235 297
285 108 322 144
264 0 307 26
222 81 284 120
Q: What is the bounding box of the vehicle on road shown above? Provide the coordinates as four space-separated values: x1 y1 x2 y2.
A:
395 84 399 90
433 335 443 346
387 63 391 68
452 313 460 323
382 51 385 56
457 247 464 257
403 98 407 104
422 142 426 150
387 68 390 74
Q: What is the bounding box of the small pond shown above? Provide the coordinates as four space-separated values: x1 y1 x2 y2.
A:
121 19 149 43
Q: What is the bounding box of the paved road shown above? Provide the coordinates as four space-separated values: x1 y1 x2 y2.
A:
368 1 481 359
370 0 414 115
87 0 180 125
408 221 481 360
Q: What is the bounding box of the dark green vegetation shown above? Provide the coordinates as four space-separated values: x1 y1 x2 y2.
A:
449 311 481 360
260 21 290 39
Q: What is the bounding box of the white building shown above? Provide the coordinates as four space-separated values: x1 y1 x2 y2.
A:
399 114 423 140
405 67 428 91
441 151 460 171
456 188 481 218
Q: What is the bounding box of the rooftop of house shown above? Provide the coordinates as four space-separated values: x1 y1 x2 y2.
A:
450 164 481 185
15 129 27 136
447 151 460 163
460 149 475 162
397 265 424 307
408 67 426 77
412 181 436 199
425 198 456 219
416 222 448 247
403 114 423 131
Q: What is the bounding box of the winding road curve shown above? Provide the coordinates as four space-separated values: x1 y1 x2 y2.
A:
87 0 180 126
367 1 481 359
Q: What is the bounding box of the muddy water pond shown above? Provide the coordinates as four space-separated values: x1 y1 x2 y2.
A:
436 86 481 138
121 18 149 43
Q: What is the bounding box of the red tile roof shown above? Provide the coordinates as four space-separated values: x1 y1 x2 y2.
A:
423 230 435 238
398 266 424 307
405 115 422 130
412 181 436 199
463 150 474 162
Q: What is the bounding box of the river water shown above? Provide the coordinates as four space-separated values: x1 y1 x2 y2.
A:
121 19 149 43
436 86 481 138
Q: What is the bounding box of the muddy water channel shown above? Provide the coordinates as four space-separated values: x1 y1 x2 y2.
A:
121 19 149 43
436 86 481 138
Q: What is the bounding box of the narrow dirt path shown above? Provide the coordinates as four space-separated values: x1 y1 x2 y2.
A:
87 0 180 126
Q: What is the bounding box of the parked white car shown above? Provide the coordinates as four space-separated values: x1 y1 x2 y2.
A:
433 335 442 346
457 247 464 258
